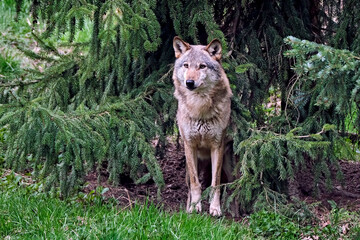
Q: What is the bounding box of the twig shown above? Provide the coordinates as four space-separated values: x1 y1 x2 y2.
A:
295 129 326 139
0 80 40 87
158 65 174 83
284 75 301 127
125 188 132 210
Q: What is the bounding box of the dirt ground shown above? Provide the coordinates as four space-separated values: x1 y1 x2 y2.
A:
84 141 188 212
84 141 360 219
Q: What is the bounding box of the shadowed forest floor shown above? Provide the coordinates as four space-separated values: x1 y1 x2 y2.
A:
84 141 360 222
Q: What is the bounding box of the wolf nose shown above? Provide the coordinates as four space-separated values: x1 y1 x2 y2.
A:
186 80 195 90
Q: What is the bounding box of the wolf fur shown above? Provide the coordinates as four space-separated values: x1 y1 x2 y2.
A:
172 37 233 216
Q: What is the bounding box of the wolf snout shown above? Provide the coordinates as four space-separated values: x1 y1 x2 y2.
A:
186 80 196 90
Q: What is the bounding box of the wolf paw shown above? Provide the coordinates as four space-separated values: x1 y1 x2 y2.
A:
209 205 222 216
188 202 202 213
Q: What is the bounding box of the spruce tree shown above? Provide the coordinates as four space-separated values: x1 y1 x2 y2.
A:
0 0 359 210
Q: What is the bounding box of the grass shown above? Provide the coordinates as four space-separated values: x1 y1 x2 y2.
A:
1 170 360 240
0 185 245 239
0 0 92 82
0 0 33 81
0 0 32 38
1 1 360 239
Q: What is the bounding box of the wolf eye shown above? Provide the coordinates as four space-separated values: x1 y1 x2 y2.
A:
199 64 207 69
183 63 189 68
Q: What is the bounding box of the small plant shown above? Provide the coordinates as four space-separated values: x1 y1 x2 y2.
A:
74 185 111 206
0 0 32 32
319 200 360 239
247 210 302 239
0 53 21 77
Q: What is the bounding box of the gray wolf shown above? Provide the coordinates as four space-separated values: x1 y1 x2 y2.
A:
172 37 233 216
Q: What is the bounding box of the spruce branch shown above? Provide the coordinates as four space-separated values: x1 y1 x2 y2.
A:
294 124 334 139
0 79 41 87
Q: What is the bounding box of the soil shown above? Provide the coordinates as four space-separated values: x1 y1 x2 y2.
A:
84 141 188 212
84 141 360 218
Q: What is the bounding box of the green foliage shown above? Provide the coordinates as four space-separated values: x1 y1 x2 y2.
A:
217 0 318 123
230 36 360 210
1 169 359 239
314 200 360 240
0 93 165 197
0 174 360 239
332 0 360 53
232 126 340 211
1 0 168 197
284 37 360 134
248 210 302 239
0 53 21 78
167 0 225 44
1 0 360 212
0 0 31 31
0 180 245 239
246 205 360 240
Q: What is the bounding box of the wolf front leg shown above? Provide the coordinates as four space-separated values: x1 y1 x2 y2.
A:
209 145 224 216
184 142 202 213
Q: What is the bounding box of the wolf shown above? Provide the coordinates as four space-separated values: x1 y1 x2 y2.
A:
172 36 233 216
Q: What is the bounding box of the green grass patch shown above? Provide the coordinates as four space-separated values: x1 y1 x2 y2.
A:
0 52 21 77
1 170 360 239
0 0 32 33
0 183 245 239
248 210 304 239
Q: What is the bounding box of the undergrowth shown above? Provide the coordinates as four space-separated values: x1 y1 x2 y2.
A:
1 3 360 237
1 170 360 239
0 171 244 239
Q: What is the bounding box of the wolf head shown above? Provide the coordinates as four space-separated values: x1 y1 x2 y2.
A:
173 37 223 91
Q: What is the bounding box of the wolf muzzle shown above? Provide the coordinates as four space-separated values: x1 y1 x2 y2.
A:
186 80 196 90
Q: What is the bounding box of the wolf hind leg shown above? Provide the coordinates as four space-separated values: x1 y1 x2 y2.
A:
222 148 240 218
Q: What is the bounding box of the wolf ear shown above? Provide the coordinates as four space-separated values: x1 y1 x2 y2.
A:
205 39 222 61
173 36 190 58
